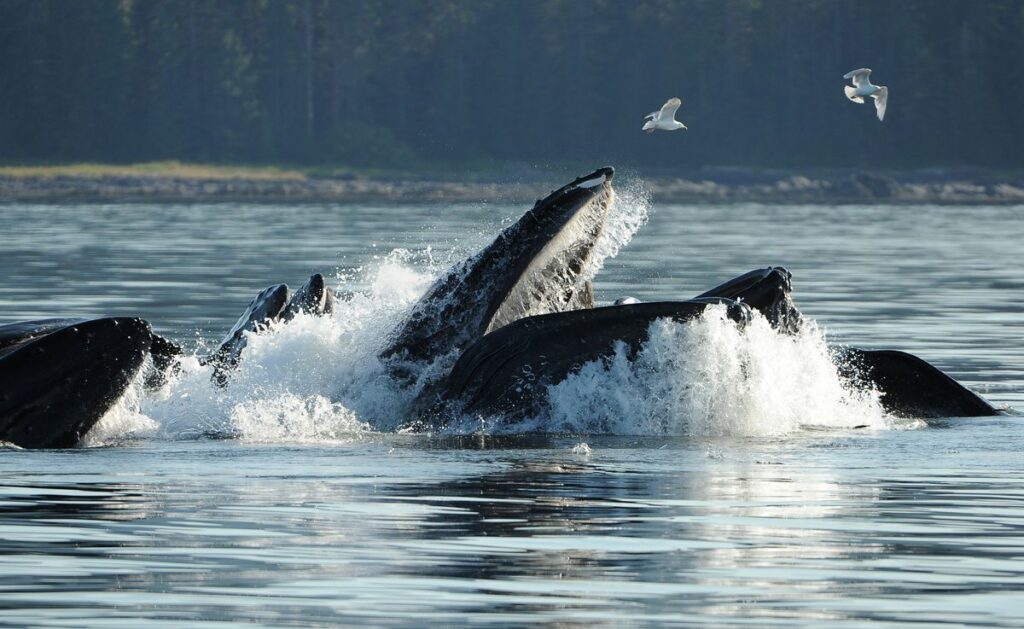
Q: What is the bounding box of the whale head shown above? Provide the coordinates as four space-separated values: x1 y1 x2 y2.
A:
382 167 615 367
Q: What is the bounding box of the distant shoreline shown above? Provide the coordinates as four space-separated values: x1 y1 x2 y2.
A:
2 163 1023 205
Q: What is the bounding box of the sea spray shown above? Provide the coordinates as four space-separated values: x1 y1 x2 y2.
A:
584 176 650 282
80 365 158 447
136 250 439 441
83 182 901 444
229 393 370 443
544 305 892 437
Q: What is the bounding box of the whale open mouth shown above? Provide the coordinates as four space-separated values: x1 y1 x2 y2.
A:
484 167 615 333
381 167 616 366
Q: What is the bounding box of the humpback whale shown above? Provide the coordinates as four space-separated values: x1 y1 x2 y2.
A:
380 167 615 381
695 267 803 333
0 318 155 448
425 299 753 425
1 167 1003 448
419 267 797 425
207 273 335 383
420 261 1000 428
836 348 998 418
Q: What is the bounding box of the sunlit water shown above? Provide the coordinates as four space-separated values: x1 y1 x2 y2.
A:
1 190 1022 626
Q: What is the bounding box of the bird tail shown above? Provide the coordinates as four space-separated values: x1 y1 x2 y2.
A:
642 121 655 132
844 85 864 103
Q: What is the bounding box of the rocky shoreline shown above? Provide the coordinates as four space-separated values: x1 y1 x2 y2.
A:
2 170 1024 204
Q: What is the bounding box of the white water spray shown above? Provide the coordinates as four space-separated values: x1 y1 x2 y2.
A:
84 183 907 445
544 305 895 436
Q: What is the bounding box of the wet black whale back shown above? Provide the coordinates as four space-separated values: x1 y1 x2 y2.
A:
0 317 152 448
697 267 803 332
436 299 752 421
836 348 999 418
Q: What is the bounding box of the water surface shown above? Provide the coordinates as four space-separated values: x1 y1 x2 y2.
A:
1 195 1022 625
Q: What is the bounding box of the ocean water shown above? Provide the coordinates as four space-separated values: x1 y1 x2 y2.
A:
1 186 1022 626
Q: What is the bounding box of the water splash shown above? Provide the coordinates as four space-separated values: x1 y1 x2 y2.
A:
83 186 906 445
543 305 895 437
81 367 158 447
584 176 650 281
126 250 438 443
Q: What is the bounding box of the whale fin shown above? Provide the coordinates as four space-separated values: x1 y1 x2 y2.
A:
836 348 999 419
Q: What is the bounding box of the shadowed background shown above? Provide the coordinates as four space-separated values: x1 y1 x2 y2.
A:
1 0 1022 172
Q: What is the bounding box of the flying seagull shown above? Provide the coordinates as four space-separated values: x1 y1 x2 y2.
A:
843 68 888 121
642 97 687 133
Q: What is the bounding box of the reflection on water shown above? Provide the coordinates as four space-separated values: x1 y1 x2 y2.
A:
1 199 1023 625
2 431 1023 626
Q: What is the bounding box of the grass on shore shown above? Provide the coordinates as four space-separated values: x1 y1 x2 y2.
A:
0 161 308 180
0 160 576 182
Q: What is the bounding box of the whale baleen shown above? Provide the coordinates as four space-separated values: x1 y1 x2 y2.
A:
381 167 615 373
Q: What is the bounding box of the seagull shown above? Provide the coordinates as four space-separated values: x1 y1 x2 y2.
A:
843 68 888 121
642 97 687 133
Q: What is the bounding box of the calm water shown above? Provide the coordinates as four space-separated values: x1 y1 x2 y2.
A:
1 193 1022 626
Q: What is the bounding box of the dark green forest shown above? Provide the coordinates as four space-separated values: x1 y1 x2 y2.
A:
1 0 1022 170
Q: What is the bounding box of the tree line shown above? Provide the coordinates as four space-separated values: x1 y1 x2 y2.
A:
1 0 1022 170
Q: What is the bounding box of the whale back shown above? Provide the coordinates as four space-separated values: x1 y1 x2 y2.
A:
836 348 999 418
0 318 152 448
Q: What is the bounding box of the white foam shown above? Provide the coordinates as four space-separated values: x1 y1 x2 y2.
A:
542 305 900 437
135 250 438 442
583 178 650 281
82 184 914 445
571 442 593 456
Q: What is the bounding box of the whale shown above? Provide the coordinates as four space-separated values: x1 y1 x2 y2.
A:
695 266 804 333
206 273 335 383
835 348 998 418
419 298 753 426
418 267 796 425
695 268 998 418
380 167 615 373
419 262 1000 428
2 166 1002 448
0 317 155 448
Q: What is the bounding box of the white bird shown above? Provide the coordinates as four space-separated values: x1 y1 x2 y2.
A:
843 68 888 121
642 97 687 133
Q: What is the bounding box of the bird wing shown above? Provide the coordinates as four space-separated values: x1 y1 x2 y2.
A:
643 111 659 121
873 86 888 121
659 97 682 120
844 85 864 103
843 68 872 86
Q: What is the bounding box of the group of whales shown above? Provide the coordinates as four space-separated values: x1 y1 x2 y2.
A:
0 167 1001 448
